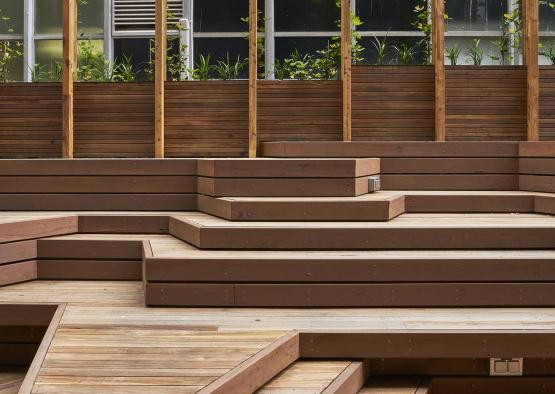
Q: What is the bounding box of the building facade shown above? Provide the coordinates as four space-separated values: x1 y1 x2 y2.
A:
1 0 555 81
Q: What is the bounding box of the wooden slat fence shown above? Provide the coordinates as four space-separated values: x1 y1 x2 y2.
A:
351 66 435 141
446 66 527 141
540 66 555 141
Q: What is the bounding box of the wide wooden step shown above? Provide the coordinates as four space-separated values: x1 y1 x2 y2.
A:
36 234 169 280
168 212 555 250
197 192 405 221
145 237 555 307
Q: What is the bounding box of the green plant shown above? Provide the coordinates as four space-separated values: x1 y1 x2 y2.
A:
214 53 246 80
29 63 48 82
0 10 23 82
193 54 213 81
77 39 108 81
113 54 136 82
273 59 287 80
370 36 388 65
465 38 484 66
284 50 313 80
445 44 461 66
541 44 555 65
413 0 448 64
393 43 415 65
46 60 63 82
241 11 266 79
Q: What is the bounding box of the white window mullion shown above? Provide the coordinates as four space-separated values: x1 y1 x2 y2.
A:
265 0 275 79
23 0 35 82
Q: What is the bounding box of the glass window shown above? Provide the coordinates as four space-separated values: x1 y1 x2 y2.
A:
114 38 152 80
35 0 104 35
36 0 63 35
359 36 425 65
540 2 555 32
446 0 506 32
78 0 104 35
275 36 333 60
356 0 420 31
0 0 24 35
35 39 63 67
275 0 339 32
445 36 504 65
194 0 249 32
194 38 249 78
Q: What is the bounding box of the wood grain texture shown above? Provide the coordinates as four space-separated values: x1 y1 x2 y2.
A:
322 361 368 394
249 0 258 157
341 0 352 141
165 82 248 157
540 67 555 141
198 331 299 394
154 0 167 158
74 83 154 158
446 66 527 141
258 81 342 143
62 0 77 158
433 0 445 141
0 84 62 158
352 66 435 141
524 0 540 141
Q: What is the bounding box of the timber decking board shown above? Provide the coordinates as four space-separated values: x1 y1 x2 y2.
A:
380 158 518 174
430 377 555 394
197 177 370 197
2 281 555 392
540 67 555 141
0 194 197 211
446 66 527 141
352 66 435 141
258 80 342 144
0 84 62 159
169 212 555 250
197 193 404 221
261 142 520 158
0 159 197 176
359 377 425 394
0 216 78 244
73 83 154 158
165 81 249 158
256 360 351 394
0 369 26 394
381 174 519 191
196 158 379 178
0 261 37 287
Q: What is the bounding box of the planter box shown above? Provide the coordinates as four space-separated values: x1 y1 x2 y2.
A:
352 65 435 141
446 66 527 141
540 65 555 141
0 83 62 158
74 82 154 158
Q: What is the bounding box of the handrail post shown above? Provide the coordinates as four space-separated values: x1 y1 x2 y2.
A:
341 0 352 142
248 0 258 158
62 0 76 158
523 0 540 141
155 0 167 158
432 0 446 142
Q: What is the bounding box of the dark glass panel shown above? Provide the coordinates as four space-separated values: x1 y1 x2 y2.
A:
446 0 505 31
275 0 339 32
356 0 420 31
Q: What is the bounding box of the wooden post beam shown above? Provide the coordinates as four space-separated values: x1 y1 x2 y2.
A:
154 0 167 158
248 0 258 158
523 0 540 141
341 0 352 142
432 0 446 142
62 0 76 158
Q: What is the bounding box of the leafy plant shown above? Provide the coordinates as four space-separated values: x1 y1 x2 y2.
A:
541 44 555 65
193 54 213 81
445 44 461 66
393 43 415 65
46 60 63 82
214 53 246 80
29 63 48 82
284 50 312 80
241 11 266 79
273 59 287 80
113 54 136 82
370 36 389 65
413 0 449 64
0 10 23 82
465 38 484 66
77 39 108 81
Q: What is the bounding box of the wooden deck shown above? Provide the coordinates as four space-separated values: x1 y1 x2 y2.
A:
1 281 555 393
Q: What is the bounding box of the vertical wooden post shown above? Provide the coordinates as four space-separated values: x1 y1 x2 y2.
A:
432 0 446 142
523 0 540 141
155 0 167 158
341 0 352 142
62 0 76 158
248 0 258 158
